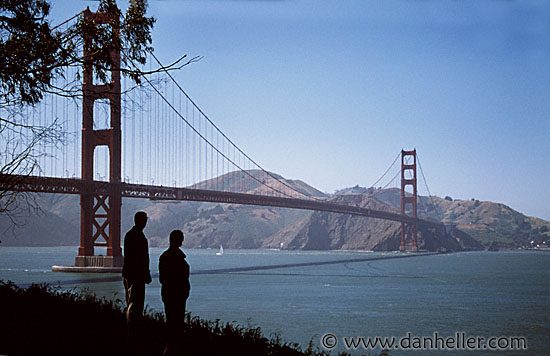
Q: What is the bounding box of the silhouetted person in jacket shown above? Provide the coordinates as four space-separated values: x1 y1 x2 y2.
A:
122 211 152 340
159 229 190 354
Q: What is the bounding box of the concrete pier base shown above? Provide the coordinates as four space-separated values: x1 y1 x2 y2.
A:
400 244 419 253
52 255 123 273
52 265 122 273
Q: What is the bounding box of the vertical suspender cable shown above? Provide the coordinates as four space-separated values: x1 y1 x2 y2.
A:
148 59 152 184
149 53 318 200
159 79 163 185
122 76 126 181
202 112 204 186
51 93 55 177
192 107 195 186
211 125 214 188
218 130 221 190
178 83 182 186
172 80 176 185
61 90 65 176
164 79 167 184
186 99 189 186
155 71 159 184
132 87 136 182
135 61 300 199
222 138 225 191
140 83 144 184
74 83 78 177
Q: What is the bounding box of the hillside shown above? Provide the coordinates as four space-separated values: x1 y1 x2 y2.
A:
263 194 405 250
262 193 480 251
1 175 548 251
0 171 321 249
191 170 327 199
371 188 550 249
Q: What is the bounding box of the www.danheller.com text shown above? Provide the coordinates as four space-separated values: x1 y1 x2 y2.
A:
320 332 528 351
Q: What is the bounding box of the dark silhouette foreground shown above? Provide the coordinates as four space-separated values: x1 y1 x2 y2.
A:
159 230 190 355
122 211 152 342
0 281 349 356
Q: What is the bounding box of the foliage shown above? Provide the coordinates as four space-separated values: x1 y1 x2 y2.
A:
72 0 157 86
1 0 164 219
0 0 155 108
0 1 67 220
0 0 69 107
122 0 155 80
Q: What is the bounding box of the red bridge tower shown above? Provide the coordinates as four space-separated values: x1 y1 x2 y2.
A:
75 6 123 269
400 149 418 252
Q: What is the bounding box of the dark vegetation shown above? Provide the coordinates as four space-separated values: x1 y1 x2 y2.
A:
0 0 193 220
0 281 356 356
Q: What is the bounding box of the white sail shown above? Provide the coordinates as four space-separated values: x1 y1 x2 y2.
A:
216 245 224 255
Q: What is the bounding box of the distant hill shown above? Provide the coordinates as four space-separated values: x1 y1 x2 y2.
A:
370 188 550 249
333 185 374 195
191 170 327 199
1 176 548 251
0 171 322 249
262 192 481 251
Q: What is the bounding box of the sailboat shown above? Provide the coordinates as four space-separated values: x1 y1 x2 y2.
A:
216 245 224 256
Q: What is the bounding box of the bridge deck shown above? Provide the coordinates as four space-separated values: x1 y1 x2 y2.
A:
0 174 442 228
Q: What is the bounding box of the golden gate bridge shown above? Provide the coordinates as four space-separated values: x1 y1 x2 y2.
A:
0 7 443 271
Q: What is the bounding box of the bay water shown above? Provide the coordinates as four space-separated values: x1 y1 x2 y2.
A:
0 247 548 355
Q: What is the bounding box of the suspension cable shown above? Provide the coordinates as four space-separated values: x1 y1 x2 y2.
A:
368 151 401 189
380 168 401 191
149 53 320 201
131 60 306 200
416 153 441 220
51 11 84 31
361 151 403 202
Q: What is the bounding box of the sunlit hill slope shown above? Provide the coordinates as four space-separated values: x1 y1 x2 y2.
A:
1 172 548 251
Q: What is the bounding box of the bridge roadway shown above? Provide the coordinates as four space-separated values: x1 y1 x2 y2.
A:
0 174 443 228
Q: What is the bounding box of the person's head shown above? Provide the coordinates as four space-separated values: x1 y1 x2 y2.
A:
134 211 147 230
169 229 184 248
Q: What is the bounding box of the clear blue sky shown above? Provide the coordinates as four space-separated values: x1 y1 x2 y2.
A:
50 0 550 220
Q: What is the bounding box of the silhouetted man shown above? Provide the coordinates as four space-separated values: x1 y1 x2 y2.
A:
159 229 190 354
122 211 152 339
